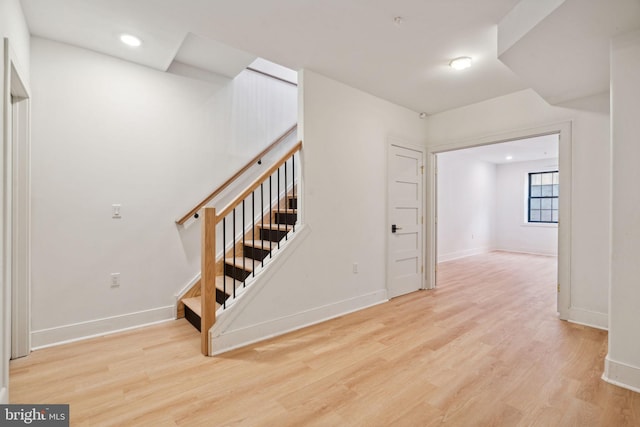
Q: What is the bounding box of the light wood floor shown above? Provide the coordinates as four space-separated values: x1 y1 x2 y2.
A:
10 252 640 426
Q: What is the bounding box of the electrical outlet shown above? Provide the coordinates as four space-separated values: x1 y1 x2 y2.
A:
353 263 359 274
112 204 122 219
110 273 120 288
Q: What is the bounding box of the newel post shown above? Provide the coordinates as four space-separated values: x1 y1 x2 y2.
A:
201 207 216 355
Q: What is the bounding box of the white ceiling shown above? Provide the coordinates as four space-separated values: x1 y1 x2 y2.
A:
498 0 640 107
173 33 256 79
444 134 559 165
19 0 640 115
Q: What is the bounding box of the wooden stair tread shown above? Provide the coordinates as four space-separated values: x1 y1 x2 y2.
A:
182 297 202 317
182 185 297 336
259 223 293 231
183 296 222 318
215 275 245 292
224 257 256 271
244 240 275 249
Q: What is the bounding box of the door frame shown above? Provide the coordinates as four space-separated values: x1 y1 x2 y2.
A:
386 137 427 297
3 37 31 368
426 121 571 319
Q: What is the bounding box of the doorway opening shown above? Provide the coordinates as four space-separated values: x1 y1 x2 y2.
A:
426 123 571 318
3 39 31 363
437 133 559 259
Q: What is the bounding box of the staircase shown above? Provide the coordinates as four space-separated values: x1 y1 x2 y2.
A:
175 131 301 355
180 189 298 333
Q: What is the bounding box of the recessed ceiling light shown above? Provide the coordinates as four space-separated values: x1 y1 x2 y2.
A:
120 34 142 47
449 56 472 70
506 155 513 160
394 16 404 26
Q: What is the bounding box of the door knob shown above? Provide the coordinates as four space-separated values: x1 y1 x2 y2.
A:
392 224 402 233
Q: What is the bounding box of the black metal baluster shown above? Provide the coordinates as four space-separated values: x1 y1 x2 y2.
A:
233 208 236 299
269 176 273 259
277 168 281 249
261 183 265 267
223 217 226 309
242 200 246 288
284 161 288 241
252 191 255 277
292 153 296 233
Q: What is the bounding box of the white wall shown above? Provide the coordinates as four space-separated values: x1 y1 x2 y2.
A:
0 0 30 405
29 38 297 347
495 158 558 255
425 88 610 329
437 150 496 262
436 152 558 262
605 29 640 392
210 70 429 353
0 0 30 82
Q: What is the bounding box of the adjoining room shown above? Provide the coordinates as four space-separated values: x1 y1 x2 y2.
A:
436 134 559 309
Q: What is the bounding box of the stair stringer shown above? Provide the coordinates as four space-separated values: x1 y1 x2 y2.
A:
176 183 298 319
207 224 388 356
208 224 312 355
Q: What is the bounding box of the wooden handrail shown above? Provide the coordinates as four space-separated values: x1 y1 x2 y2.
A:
176 124 298 225
216 141 302 222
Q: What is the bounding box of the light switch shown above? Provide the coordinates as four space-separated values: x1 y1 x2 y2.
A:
112 204 122 219
111 273 120 288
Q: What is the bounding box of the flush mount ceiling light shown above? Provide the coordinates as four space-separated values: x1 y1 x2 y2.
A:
506 155 513 160
120 34 142 47
449 56 472 70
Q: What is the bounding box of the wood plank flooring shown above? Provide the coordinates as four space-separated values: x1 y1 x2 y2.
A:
10 251 640 426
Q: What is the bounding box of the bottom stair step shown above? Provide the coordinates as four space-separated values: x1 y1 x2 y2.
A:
183 297 202 332
183 297 202 317
182 296 222 332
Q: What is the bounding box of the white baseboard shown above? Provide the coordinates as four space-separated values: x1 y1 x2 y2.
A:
31 306 175 349
603 355 640 393
438 247 491 263
0 386 7 404
210 225 312 334
210 290 388 356
568 307 608 330
494 247 557 257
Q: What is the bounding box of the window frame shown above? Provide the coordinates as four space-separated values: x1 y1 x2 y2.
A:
527 170 559 224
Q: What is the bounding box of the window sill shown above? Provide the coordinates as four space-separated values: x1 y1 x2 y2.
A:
521 222 558 228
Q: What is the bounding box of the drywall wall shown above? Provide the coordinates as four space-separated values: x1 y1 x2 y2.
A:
210 69 429 353
495 158 558 255
0 0 30 404
437 150 496 262
0 0 30 82
29 37 297 347
606 29 640 392
425 88 610 328
436 152 558 262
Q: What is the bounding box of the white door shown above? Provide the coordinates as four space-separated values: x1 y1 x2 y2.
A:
387 143 424 298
